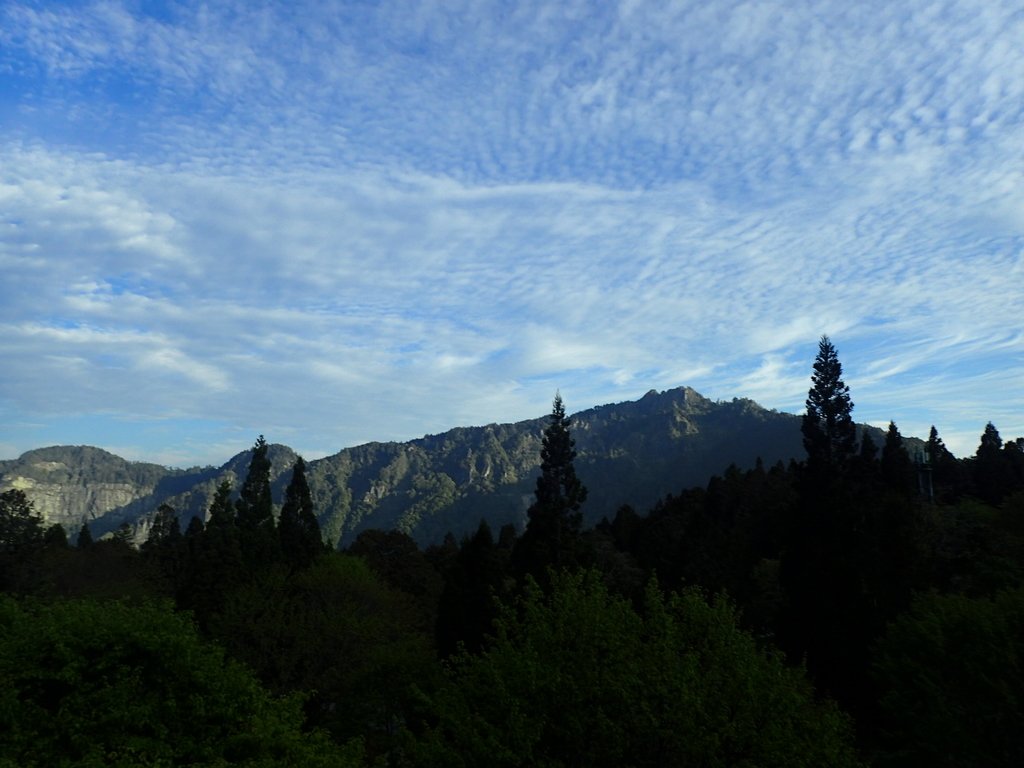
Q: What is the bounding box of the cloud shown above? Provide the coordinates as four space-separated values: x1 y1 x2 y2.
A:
0 0 1022 464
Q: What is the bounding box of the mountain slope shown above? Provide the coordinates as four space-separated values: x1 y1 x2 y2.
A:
1 387 876 546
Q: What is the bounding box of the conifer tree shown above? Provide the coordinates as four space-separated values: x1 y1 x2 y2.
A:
513 392 588 578
881 421 915 494
236 435 274 532
76 521 94 549
0 489 43 555
43 523 68 549
782 338 872 710
926 425 964 501
278 456 322 570
143 504 181 551
0 489 45 592
974 422 1013 504
802 335 857 481
181 480 244 627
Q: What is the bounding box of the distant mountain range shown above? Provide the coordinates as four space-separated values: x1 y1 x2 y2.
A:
0 387 899 547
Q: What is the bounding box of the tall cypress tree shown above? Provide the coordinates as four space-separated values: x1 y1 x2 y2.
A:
513 392 588 579
278 457 322 570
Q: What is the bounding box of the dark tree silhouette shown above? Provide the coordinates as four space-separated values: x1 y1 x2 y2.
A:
236 435 274 532
513 393 588 579
802 335 857 481
278 456 323 570
76 522 94 549
881 421 916 495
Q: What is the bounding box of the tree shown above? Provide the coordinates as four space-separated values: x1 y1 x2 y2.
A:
142 503 185 595
0 489 43 556
782 337 876 711
927 425 966 502
974 422 1014 505
210 553 436 761
76 521 94 549
236 435 280 568
872 587 1024 767
802 335 857 480
236 435 275 533
42 524 67 549
278 457 323 570
413 570 862 768
436 520 510 656
881 421 915 495
513 393 588 578
0 597 361 767
179 480 244 628
0 489 45 593
143 503 181 550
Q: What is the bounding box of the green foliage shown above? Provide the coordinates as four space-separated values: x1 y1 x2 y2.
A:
435 520 514 655
0 489 45 593
177 481 244 627
872 588 1024 767
413 570 862 768
0 596 361 767
210 553 437 758
0 489 43 556
348 528 443 631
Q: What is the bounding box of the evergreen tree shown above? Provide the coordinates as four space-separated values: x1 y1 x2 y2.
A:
0 489 43 554
236 435 275 532
926 425 964 501
437 519 510 655
881 421 915 495
143 503 181 551
802 335 857 481
974 422 1013 505
235 436 281 568
143 503 184 594
278 457 322 570
180 480 244 627
43 524 67 549
0 489 45 592
208 480 236 527
76 522 94 549
513 393 588 579
858 430 878 462
783 338 873 711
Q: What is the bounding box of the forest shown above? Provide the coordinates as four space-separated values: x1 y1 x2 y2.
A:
1 336 1022 767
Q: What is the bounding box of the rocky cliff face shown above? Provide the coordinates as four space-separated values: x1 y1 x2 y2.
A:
3 473 150 530
0 446 207 542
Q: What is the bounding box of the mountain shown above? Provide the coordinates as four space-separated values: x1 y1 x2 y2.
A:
0 387 892 546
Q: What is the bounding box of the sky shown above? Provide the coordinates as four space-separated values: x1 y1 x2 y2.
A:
1 0 1022 467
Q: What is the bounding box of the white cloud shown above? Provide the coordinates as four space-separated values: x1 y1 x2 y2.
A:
0 0 1021 464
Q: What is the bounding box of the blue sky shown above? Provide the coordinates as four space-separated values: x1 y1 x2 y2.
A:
1 0 1021 466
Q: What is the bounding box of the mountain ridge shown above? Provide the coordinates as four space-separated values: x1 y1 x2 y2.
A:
1 386 896 546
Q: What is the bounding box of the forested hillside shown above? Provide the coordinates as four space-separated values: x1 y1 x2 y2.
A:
2 337 1022 766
